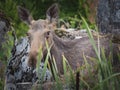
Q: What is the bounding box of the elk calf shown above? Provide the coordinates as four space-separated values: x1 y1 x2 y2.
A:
18 3 119 74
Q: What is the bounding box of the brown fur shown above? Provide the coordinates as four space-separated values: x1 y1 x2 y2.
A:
45 32 119 74
18 4 119 74
18 4 59 68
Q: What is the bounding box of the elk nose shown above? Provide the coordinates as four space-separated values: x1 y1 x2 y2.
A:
28 52 38 68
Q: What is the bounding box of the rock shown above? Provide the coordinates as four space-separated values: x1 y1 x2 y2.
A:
5 37 52 90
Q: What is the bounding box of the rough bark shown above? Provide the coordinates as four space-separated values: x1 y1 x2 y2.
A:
0 11 11 90
97 0 120 41
0 11 10 49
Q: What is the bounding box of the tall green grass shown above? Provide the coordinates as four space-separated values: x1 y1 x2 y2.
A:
81 16 120 90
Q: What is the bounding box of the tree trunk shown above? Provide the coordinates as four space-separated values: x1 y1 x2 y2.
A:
0 11 10 49
97 0 120 41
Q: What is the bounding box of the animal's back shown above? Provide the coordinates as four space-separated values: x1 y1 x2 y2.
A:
52 33 118 73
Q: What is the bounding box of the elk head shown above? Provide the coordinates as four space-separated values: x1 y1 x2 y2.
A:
17 3 59 68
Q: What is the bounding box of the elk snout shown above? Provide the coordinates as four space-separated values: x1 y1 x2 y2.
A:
28 51 38 68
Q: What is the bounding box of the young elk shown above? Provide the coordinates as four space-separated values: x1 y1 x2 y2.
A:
18 3 59 68
18 4 119 74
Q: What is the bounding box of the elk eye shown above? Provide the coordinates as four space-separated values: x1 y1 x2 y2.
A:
47 31 50 35
26 32 30 36
45 31 50 39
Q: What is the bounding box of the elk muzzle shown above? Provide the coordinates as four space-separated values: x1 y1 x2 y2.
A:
28 51 38 68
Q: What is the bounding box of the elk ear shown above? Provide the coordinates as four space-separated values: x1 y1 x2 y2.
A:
46 3 59 23
17 6 33 25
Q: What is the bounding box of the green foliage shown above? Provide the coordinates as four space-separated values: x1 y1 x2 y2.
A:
82 16 120 90
0 28 14 90
0 0 93 38
0 30 14 62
